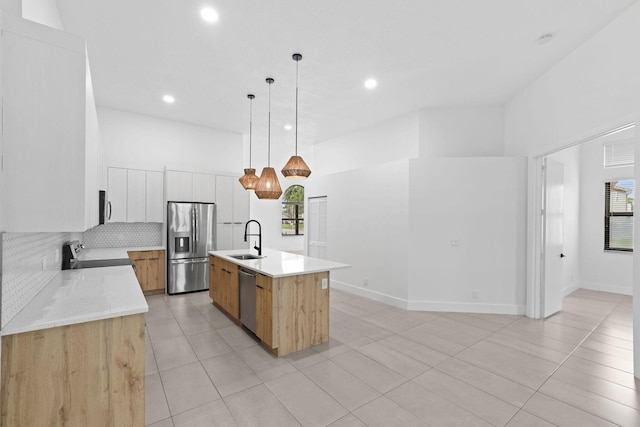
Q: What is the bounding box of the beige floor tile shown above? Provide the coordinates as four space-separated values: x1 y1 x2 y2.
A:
485 332 569 363
284 347 327 369
152 336 198 372
223 384 300 427
186 329 233 360
377 334 450 367
148 418 174 427
352 396 425 427
414 369 519 425
328 414 367 427
266 371 348 426
586 331 633 351
145 373 171 425
562 354 638 389
302 359 381 411
444 312 516 332
200 351 262 397
545 311 602 331
337 317 394 341
355 342 430 379
330 323 375 348
237 344 298 382
505 410 555 426
552 365 640 409
172 400 237 427
159 361 220 415
359 310 427 334
523 392 617 426
146 342 158 375
435 358 535 407
216 324 260 351
501 317 590 345
400 324 467 356
539 377 640 426
417 317 491 347
579 337 633 360
146 318 185 342
386 381 493 426
594 323 633 341
331 350 407 393
471 340 559 375
572 346 634 373
495 327 578 354
174 313 215 336
201 308 237 329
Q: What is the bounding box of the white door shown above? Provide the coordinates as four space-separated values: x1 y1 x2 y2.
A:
307 197 328 259
542 158 565 318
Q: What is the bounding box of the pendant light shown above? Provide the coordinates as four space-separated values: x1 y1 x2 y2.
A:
239 94 259 191
255 78 283 200
282 53 311 179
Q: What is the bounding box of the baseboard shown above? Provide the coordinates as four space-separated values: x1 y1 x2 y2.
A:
331 280 526 315
579 281 632 296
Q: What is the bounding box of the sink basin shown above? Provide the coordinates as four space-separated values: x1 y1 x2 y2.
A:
229 254 263 260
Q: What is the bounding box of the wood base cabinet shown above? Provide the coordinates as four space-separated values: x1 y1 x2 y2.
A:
128 250 165 295
209 256 239 321
1 314 145 427
256 272 330 357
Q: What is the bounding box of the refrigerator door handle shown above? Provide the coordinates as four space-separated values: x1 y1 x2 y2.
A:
170 258 207 265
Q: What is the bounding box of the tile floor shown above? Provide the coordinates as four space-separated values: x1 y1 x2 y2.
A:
144 288 639 426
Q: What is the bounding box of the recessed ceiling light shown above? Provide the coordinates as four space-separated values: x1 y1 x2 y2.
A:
163 94 175 104
364 78 378 89
284 124 293 131
200 7 219 23
536 33 554 45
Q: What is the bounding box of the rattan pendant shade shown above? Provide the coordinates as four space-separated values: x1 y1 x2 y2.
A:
255 78 283 200
282 53 311 180
239 94 259 191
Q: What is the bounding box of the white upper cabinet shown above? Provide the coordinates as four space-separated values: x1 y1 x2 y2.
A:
215 175 234 223
126 169 146 222
107 168 127 222
1 15 98 232
165 170 193 202
192 173 216 203
215 175 249 250
146 171 164 223
107 166 164 223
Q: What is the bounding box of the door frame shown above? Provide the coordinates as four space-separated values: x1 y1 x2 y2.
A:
526 120 636 319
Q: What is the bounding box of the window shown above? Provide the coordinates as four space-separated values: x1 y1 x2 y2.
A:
604 180 634 251
282 185 304 236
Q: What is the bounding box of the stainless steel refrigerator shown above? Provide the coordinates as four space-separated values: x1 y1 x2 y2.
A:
167 201 216 294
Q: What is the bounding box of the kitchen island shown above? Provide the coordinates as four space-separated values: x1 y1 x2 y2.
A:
0 266 148 426
209 249 349 356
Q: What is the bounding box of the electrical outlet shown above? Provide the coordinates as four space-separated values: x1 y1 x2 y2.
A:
321 278 328 289
55 248 60 263
363 279 368 287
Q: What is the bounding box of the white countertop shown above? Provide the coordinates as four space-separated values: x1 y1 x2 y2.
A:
209 248 350 278
78 246 165 261
1 266 148 336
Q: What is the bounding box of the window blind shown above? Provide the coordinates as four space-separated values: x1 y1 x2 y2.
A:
604 140 635 168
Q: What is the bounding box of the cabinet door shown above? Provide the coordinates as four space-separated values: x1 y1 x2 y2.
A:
215 175 234 223
256 274 273 348
226 265 239 320
146 171 164 223
165 170 193 202
2 20 87 232
193 173 216 203
233 223 250 250
233 182 250 223
127 169 146 222
107 168 127 222
216 223 233 251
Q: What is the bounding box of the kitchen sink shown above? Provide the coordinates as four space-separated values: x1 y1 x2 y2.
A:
229 254 263 260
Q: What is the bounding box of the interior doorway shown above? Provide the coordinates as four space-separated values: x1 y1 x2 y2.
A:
528 122 636 319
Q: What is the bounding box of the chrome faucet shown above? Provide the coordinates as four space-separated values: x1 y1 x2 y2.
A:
244 220 262 256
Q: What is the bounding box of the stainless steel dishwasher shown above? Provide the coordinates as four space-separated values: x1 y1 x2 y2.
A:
238 267 257 333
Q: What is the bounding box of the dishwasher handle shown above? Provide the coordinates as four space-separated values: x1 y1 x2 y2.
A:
238 268 256 278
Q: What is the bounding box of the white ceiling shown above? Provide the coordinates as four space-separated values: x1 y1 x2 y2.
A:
56 0 636 150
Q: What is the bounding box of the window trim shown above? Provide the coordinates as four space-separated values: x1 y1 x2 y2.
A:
604 181 634 252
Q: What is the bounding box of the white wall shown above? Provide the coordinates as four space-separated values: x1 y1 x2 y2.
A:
547 145 581 296
505 2 640 157
407 157 527 314
420 107 505 157
97 107 242 175
579 136 634 294
21 0 63 29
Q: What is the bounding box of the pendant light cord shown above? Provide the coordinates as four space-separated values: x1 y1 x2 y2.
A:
268 81 272 167
295 59 299 156
249 96 253 168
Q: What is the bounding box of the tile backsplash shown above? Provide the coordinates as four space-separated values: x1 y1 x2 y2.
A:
1 232 80 328
83 223 162 248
